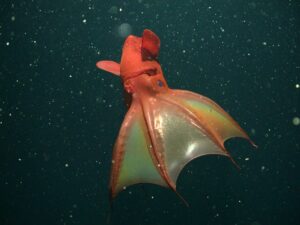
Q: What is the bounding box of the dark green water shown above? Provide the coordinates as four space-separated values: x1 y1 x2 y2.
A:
1 1 299 225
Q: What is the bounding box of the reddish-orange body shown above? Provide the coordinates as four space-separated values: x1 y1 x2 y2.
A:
96 29 255 203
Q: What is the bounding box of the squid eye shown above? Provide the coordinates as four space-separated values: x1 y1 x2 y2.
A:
157 80 164 87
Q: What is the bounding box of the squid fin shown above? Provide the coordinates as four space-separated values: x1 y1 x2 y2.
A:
142 29 160 59
96 60 120 76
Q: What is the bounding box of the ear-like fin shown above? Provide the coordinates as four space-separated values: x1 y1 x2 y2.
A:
142 29 160 59
96 60 120 76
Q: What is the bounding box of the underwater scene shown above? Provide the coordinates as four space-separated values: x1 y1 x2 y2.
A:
1 0 299 225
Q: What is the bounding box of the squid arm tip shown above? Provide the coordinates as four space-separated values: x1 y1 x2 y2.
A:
249 139 258 149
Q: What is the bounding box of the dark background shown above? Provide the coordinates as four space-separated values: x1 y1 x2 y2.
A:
1 0 299 225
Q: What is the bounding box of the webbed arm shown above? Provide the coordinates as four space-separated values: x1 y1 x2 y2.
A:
109 99 167 199
140 89 256 185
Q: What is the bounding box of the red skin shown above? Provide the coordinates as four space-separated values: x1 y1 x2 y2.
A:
96 29 256 203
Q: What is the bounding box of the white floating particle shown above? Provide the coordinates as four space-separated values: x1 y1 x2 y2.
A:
11 16 16 21
292 117 300 126
245 157 250 161
117 23 132 38
18 158 22 162
6 42 10 46
82 19 87 24
65 163 69 167
262 42 267 46
296 84 300 89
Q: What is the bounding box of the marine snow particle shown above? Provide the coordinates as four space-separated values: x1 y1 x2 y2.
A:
292 117 300 126
117 23 132 38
